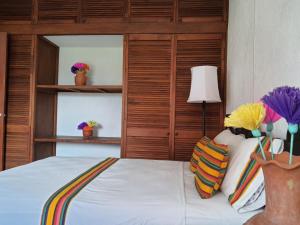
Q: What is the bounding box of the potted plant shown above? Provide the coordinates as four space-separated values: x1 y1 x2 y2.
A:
71 62 90 86
225 86 300 225
77 120 97 138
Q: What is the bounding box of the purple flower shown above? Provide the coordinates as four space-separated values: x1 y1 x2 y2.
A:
71 66 79 74
262 86 300 124
77 122 88 130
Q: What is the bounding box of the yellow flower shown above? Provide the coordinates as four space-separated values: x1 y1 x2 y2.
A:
225 103 266 131
87 120 97 128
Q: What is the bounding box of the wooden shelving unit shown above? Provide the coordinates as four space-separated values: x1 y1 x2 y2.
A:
37 85 122 93
35 136 121 145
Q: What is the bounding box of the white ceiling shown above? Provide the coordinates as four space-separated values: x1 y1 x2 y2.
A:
44 35 123 47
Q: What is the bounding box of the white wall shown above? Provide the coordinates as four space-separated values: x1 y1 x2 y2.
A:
227 0 300 113
45 36 123 157
227 0 300 139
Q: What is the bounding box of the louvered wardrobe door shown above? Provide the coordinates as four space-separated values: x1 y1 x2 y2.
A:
0 0 32 23
82 0 127 22
129 0 174 22
178 0 227 22
174 34 226 161
37 0 80 23
123 35 173 160
5 35 33 169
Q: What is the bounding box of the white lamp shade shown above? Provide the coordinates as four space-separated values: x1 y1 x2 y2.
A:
187 66 221 103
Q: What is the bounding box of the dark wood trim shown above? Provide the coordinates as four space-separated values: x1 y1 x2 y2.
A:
127 0 131 18
121 35 128 158
77 0 83 23
36 85 123 93
52 42 59 156
221 33 227 129
0 22 227 35
169 35 176 160
29 35 38 163
35 136 121 145
0 32 7 171
32 0 38 24
174 0 179 23
224 0 229 22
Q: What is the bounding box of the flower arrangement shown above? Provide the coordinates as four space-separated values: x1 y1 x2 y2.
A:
226 86 300 164
262 86 300 164
78 120 97 131
77 120 97 137
225 103 267 160
71 63 90 75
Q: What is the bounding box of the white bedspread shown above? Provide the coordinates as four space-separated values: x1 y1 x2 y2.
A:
0 157 259 225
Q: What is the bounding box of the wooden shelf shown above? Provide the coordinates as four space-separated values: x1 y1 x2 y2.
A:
36 85 122 93
34 136 121 145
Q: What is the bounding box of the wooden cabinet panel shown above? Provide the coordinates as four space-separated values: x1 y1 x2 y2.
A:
5 127 31 169
126 136 170 159
82 0 127 22
37 0 80 23
123 35 173 159
34 37 59 160
0 0 32 23
5 35 33 169
178 0 226 22
174 34 225 161
129 0 174 22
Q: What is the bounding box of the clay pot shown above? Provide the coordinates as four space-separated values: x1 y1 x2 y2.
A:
75 71 87 86
82 129 93 138
245 151 300 225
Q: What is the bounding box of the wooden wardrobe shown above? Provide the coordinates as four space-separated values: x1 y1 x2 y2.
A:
123 34 226 161
0 0 228 170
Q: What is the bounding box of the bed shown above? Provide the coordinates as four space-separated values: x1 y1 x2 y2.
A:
0 156 259 225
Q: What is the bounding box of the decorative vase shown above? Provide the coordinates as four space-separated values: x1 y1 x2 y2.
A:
75 71 87 86
245 151 300 225
82 129 93 138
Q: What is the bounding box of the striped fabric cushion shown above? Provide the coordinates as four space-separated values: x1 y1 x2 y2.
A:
195 140 229 199
190 136 211 173
229 137 270 207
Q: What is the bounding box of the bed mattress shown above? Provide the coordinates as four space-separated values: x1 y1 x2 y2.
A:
0 157 260 225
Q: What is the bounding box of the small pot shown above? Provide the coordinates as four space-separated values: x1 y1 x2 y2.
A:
245 151 300 225
75 71 87 86
82 129 93 138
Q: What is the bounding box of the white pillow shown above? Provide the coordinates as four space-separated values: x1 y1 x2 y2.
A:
221 137 284 213
214 129 245 152
221 138 260 198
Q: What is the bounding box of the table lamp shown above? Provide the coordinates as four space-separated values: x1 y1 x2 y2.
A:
187 66 221 136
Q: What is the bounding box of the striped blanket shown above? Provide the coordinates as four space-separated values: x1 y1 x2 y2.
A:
40 157 118 225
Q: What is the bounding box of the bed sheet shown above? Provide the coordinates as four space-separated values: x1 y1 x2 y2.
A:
0 157 260 225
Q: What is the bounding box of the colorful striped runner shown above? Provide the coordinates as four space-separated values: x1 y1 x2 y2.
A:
41 157 118 225
229 137 270 205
